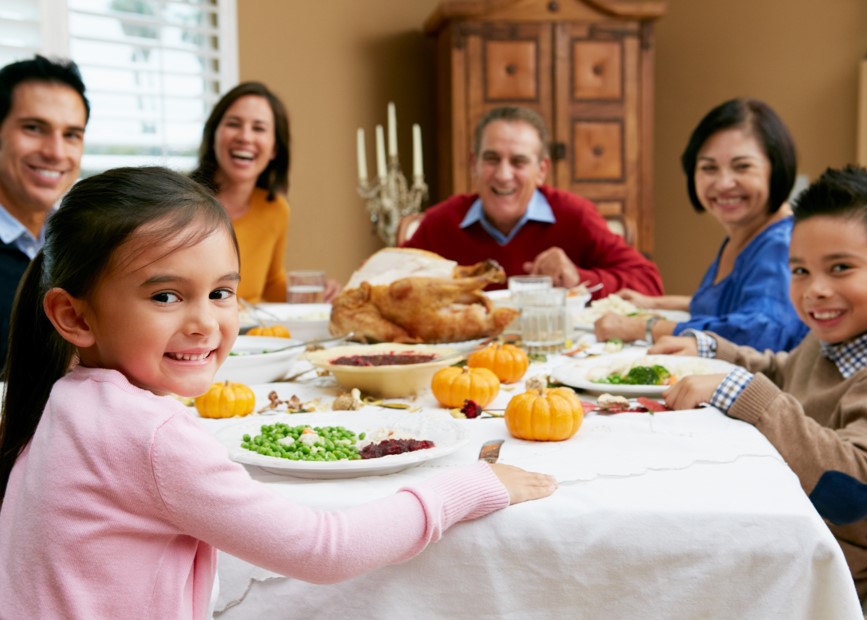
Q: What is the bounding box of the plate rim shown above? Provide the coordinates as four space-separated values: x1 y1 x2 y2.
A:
254 302 332 319
571 309 691 332
552 353 735 396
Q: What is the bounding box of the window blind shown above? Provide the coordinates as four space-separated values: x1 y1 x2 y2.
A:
68 0 238 175
0 0 44 67
1 0 238 176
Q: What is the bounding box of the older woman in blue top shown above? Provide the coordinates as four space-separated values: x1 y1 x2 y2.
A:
595 98 808 351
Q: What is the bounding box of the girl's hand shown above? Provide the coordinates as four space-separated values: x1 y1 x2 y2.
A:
488 463 558 504
649 335 697 356
662 374 727 410
594 312 644 342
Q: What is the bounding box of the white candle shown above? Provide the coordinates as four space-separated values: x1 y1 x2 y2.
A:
387 102 397 158
356 128 368 183
412 123 423 178
375 124 386 179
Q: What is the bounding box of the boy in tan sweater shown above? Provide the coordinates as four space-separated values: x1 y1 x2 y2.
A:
652 165 867 602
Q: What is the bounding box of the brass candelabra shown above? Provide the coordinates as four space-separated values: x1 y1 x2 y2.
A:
357 156 427 247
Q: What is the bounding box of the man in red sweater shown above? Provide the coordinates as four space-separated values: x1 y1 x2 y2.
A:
402 106 663 297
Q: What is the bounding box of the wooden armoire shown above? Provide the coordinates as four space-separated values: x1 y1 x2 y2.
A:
423 0 667 256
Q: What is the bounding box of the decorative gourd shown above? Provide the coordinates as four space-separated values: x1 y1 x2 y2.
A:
467 343 529 383
194 381 256 419
431 365 500 409
247 324 292 338
504 386 583 441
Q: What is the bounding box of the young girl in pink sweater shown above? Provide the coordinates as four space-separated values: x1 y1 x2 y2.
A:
0 167 556 619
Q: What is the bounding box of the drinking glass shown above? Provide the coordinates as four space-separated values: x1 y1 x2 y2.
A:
287 270 326 303
507 275 553 296
516 287 569 353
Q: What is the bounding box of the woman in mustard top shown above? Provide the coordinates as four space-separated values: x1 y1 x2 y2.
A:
191 81 291 303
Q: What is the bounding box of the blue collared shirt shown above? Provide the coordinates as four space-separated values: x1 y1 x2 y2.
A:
459 189 555 245
0 202 44 259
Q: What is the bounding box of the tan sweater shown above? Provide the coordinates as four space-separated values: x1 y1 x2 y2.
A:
713 332 867 601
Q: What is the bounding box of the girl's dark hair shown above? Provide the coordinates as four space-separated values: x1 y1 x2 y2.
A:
793 165 867 225
190 81 291 200
681 98 797 214
0 166 238 507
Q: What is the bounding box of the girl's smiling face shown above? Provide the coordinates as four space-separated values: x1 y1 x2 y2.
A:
75 225 241 397
789 215 867 344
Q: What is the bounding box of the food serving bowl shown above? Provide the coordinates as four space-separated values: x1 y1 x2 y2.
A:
305 343 462 398
214 336 305 384
240 303 332 341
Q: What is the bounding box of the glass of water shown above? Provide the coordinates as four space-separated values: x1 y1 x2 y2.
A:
287 270 326 303
508 275 553 297
516 287 569 353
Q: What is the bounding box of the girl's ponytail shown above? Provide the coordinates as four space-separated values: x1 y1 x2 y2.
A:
0 252 73 505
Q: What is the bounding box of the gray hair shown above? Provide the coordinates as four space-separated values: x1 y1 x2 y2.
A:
473 106 549 159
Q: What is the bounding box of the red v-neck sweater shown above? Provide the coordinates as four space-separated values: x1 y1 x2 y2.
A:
403 185 663 296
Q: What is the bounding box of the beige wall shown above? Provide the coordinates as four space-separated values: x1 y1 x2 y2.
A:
237 0 867 293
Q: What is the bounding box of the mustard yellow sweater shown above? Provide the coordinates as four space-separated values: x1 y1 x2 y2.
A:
232 188 290 303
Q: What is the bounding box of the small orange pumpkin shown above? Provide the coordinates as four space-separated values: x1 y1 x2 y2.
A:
504 386 583 441
247 324 292 338
431 365 500 409
467 343 529 383
194 381 256 419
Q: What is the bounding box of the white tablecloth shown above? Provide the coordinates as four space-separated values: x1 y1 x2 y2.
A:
199 354 863 620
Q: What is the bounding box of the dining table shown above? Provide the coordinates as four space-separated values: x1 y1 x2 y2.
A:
198 338 863 620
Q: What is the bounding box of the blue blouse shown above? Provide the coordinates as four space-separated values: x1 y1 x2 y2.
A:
673 217 808 352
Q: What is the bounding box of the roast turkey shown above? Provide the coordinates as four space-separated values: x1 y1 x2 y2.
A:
330 248 519 344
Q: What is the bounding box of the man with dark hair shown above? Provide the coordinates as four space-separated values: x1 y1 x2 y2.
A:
0 55 89 366
403 105 663 296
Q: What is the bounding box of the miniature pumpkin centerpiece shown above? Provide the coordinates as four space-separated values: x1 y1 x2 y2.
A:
466 343 529 383
247 324 292 338
194 381 256 419
504 386 583 441
431 365 500 409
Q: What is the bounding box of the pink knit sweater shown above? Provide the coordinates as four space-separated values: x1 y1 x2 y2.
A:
0 367 509 619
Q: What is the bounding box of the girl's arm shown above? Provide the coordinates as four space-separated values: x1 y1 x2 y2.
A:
151 415 552 585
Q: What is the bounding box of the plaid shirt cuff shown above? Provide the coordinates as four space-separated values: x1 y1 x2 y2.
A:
682 329 717 358
710 367 754 412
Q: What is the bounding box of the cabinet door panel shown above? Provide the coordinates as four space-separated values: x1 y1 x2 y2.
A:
572 120 623 181
572 40 622 101
554 22 644 251
485 40 538 100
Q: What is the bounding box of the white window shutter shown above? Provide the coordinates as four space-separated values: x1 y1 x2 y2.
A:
0 0 239 176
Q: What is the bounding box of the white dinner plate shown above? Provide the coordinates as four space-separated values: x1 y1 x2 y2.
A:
216 410 467 478
571 309 692 332
552 353 735 396
242 303 332 341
